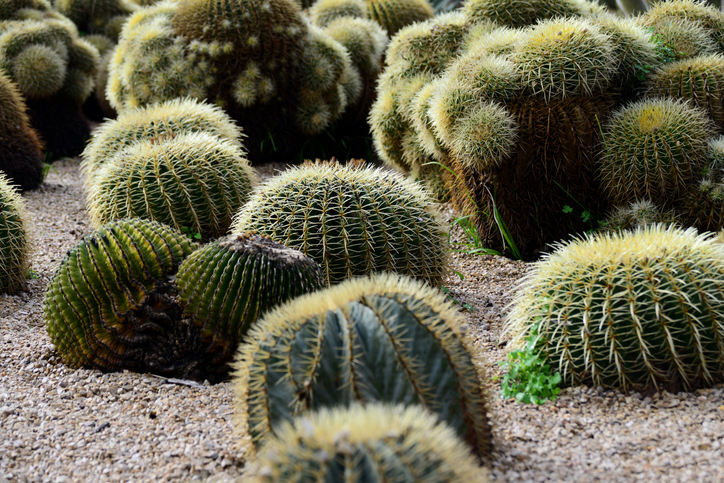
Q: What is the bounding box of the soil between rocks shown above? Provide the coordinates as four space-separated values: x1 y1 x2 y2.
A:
0 159 722 483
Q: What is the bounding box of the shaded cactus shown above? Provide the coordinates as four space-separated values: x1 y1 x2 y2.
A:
461 0 601 28
0 71 43 191
0 174 30 293
81 97 244 182
234 273 491 458
307 0 368 27
366 0 435 37
506 225 724 391
250 403 489 482
684 136 724 231
175 232 324 353
53 0 139 40
598 97 717 207
599 199 680 233
640 0 724 52
86 131 257 239
231 160 448 286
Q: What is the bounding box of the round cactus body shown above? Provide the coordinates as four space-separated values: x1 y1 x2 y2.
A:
308 0 368 27
366 0 434 37
598 97 717 207
600 199 679 233
231 161 448 286
176 232 324 353
0 174 30 293
42 218 220 379
53 0 139 40
641 0 724 52
10 43 67 98
506 225 724 391
637 16 718 62
86 131 258 239
462 0 600 29
250 403 489 483
234 273 491 458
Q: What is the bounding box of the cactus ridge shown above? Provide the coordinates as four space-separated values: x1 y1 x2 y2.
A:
43 218 200 375
462 0 599 28
231 161 448 286
0 174 30 293
600 199 679 233
366 0 434 37
234 273 491 458
308 0 368 27
506 225 724 390
637 16 718 61
87 131 257 239
251 403 489 483
176 232 324 354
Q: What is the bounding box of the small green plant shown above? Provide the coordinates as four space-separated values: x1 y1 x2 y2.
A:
180 225 202 240
498 323 561 405
440 281 475 312
26 268 39 279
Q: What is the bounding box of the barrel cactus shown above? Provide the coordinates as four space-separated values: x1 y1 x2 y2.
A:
639 0 724 53
231 160 448 286
53 0 139 40
86 131 258 239
461 0 601 29
0 174 30 293
250 403 489 482
175 232 324 358
234 273 491 457
506 225 724 391
598 97 717 207
0 71 43 191
366 0 434 37
599 199 679 233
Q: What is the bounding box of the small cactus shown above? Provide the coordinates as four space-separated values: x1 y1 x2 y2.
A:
53 0 139 40
506 225 724 391
231 160 448 286
86 131 258 239
640 0 724 53
250 403 489 482
599 199 680 233
234 273 491 457
0 174 30 293
175 232 325 356
462 0 601 29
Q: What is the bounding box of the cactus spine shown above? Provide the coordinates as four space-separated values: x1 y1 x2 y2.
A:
0 174 30 293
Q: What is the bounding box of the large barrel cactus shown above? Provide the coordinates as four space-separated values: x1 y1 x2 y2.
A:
175 232 325 354
250 403 489 482
506 225 724 391
234 273 491 458
0 174 30 293
231 160 448 286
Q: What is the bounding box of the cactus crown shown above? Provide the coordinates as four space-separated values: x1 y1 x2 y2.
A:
0 174 30 293
366 0 435 37
251 403 489 483
462 0 599 28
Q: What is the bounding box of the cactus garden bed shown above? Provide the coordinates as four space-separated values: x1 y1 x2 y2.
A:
0 158 722 482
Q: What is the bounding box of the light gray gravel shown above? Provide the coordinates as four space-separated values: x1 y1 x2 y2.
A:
0 159 723 482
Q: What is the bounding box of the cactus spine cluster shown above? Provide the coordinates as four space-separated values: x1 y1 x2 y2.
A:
231 160 448 286
234 273 491 458
250 403 489 483
0 174 30 293
506 225 724 391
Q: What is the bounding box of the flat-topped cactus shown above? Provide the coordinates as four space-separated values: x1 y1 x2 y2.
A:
234 273 491 458
0 173 30 293
250 403 490 482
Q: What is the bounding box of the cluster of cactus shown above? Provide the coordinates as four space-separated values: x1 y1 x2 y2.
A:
0 4 100 158
81 98 258 239
105 0 390 160
234 273 492 458
53 0 139 40
231 160 448 286
43 219 323 381
506 225 724 391
0 71 43 191
249 403 489 483
0 174 30 293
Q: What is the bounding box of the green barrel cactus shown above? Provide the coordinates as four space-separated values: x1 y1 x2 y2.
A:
53 0 139 40
506 225 724 391
0 174 30 293
640 0 724 53
637 15 718 62
86 131 258 239
175 232 324 357
250 403 489 482
308 0 368 27
231 160 448 286
366 0 434 37
42 218 222 379
234 273 491 458
645 54 724 130
81 97 245 182
598 97 717 207
684 136 724 232
0 71 43 191
461 0 601 29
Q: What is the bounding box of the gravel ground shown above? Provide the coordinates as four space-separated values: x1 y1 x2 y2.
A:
1 159 723 482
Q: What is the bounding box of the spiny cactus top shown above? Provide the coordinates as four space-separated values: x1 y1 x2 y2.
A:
366 0 434 37
0 173 30 293
234 273 491 458
250 403 489 482
54 0 139 39
231 160 448 286
81 97 245 182
506 225 724 391
462 0 602 28
175 232 325 358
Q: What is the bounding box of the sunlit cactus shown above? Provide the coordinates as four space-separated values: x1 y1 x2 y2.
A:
599 199 680 233
234 273 491 458
640 0 724 52
249 404 490 482
637 15 718 62
0 174 30 293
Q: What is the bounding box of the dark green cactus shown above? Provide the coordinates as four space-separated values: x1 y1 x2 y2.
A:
366 0 435 37
53 0 139 40
42 218 219 379
506 225 724 391
175 232 324 355
86 131 258 239
0 173 30 293
250 403 489 482
234 273 491 458
639 0 724 53
461 0 601 29
231 160 448 286
308 0 368 27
